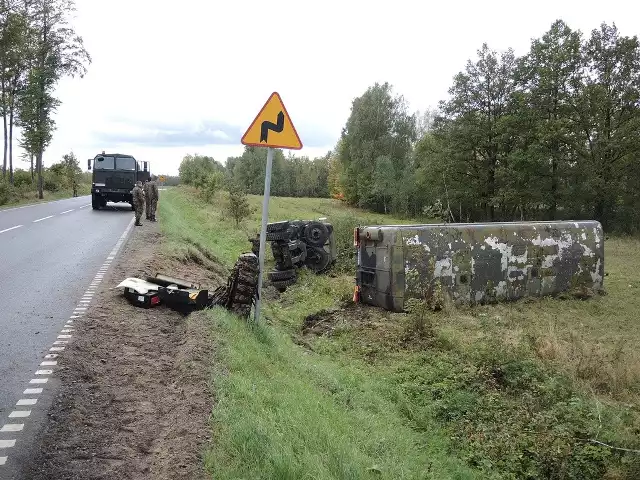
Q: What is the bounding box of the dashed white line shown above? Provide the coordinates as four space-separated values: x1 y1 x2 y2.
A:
0 424 23 432
79 204 91 209
59 209 74 214
0 225 23 234
8 411 31 419
0 217 135 470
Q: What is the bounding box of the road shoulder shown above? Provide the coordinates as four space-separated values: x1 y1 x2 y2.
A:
22 220 215 480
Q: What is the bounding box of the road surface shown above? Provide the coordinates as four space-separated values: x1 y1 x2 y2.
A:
0 196 135 477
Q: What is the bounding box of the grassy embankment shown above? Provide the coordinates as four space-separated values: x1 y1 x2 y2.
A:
159 186 640 480
0 184 91 209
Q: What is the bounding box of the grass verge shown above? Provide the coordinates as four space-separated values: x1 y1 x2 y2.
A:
159 186 640 480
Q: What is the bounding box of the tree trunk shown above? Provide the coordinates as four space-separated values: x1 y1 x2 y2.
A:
550 156 558 220
30 154 34 181
2 111 6 179
37 151 43 199
8 107 13 185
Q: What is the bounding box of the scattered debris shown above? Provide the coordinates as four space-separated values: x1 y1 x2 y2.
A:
117 253 260 319
249 218 337 292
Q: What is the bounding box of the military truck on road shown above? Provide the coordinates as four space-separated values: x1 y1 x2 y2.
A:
87 153 150 210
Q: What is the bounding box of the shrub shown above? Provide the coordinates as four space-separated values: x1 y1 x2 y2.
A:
225 184 251 227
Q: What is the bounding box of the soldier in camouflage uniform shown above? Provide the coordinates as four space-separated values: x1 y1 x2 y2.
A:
148 175 159 222
131 181 145 226
142 180 151 220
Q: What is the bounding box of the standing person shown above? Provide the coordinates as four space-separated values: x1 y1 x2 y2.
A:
149 175 159 222
131 181 145 226
143 179 151 220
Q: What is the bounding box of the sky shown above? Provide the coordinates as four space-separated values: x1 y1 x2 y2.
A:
9 0 640 176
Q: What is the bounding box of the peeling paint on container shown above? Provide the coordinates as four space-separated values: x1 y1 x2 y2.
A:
355 220 605 312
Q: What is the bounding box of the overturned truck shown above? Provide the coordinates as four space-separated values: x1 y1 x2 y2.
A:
354 220 605 312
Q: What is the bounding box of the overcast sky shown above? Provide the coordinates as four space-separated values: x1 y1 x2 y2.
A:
10 0 640 175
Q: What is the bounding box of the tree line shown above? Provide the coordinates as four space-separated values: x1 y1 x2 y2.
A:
335 20 640 233
0 149 88 205
179 149 331 199
1 0 90 198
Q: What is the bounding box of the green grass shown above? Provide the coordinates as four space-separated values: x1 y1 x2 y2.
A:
0 185 90 210
159 186 640 480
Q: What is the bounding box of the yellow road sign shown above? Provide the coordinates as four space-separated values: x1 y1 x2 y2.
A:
241 92 303 150
159 175 166 182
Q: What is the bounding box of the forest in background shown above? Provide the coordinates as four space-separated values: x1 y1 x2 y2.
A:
181 19 639 233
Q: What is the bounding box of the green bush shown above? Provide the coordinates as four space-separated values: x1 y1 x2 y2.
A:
0 180 13 205
201 172 223 203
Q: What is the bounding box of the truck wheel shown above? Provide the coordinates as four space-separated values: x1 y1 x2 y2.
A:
304 221 329 247
268 269 296 282
267 221 290 233
91 194 101 210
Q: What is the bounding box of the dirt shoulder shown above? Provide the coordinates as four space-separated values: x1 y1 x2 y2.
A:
22 220 218 480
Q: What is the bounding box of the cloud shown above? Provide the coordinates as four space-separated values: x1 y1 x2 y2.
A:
91 117 337 149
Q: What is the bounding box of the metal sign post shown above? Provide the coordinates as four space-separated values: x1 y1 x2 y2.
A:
241 92 303 323
254 147 274 323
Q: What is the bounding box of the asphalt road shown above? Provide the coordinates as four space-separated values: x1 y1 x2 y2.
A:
0 196 135 477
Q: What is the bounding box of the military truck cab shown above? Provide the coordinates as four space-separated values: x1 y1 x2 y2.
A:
87 152 150 210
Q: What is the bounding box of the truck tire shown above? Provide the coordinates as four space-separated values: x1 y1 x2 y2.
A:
91 194 101 210
266 230 291 242
267 221 290 233
268 269 296 282
304 221 329 247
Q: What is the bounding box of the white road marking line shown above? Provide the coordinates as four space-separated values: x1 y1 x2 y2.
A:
0 424 23 432
0 225 23 234
45 354 58 359
59 209 74 214
0 440 16 448
32 215 54 223
40 361 57 366
24 388 43 394
0 456 7 465
29 378 47 384
16 399 37 406
49 347 64 352
53 340 67 345
79 204 91 209
60 330 73 333
8 411 30 418
70 315 81 319
57 335 72 339
74 308 86 311
35 369 52 375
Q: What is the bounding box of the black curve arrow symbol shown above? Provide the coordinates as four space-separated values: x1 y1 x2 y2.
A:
260 111 285 143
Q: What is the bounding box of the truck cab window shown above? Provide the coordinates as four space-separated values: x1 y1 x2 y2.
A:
116 157 136 171
94 156 115 169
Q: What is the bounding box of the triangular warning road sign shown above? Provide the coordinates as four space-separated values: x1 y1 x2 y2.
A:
241 92 303 150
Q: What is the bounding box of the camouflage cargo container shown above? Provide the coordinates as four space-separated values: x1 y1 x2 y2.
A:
354 221 604 312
